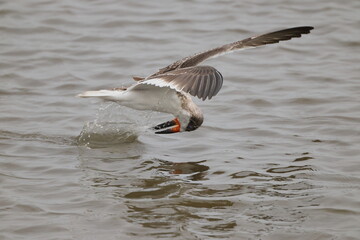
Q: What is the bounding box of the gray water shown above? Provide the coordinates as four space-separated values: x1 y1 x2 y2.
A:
1 0 360 239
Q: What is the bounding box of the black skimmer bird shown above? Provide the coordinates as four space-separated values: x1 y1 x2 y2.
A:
78 26 313 134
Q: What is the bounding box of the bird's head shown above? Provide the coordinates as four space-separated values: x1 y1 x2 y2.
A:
153 115 203 134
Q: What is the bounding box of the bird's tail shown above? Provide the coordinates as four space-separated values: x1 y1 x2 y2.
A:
77 89 125 101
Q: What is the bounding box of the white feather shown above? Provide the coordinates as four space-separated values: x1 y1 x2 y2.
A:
78 84 183 116
139 78 183 93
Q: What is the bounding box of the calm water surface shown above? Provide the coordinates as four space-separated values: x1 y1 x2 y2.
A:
1 0 360 239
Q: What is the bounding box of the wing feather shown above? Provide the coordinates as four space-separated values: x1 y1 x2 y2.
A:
196 76 205 99
213 71 223 96
202 75 211 101
189 75 200 96
208 73 216 100
141 66 223 100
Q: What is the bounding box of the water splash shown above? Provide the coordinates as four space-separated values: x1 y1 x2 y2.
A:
77 103 163 147
77 121 140 147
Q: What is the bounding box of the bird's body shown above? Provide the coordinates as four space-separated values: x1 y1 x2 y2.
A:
78 26 313 133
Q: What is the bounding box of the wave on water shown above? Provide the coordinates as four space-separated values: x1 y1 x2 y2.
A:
0 129 77 146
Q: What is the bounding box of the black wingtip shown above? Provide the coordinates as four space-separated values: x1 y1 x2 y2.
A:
293 26 314 34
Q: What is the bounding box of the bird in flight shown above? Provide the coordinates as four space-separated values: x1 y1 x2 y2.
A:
78 26 314 134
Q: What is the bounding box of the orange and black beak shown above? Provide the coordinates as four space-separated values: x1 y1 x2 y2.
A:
153 118 181 134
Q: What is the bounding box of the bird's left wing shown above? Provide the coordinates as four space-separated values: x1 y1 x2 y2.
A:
140 65 223 100
149 26 313 77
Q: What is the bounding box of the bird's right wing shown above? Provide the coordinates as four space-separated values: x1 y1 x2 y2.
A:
140 65 223 100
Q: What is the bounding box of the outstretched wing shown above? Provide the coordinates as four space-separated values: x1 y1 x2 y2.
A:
141 66 223 100
150 26 314 76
